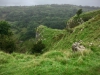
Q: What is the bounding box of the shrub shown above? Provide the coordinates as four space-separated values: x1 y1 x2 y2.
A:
76 9 82 16
31 40 45 54
0 39 16 53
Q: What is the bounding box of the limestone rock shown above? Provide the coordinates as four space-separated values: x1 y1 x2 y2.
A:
72 42 85 52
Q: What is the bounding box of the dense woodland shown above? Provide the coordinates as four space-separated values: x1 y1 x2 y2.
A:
0 5 99 29
0 4 100 53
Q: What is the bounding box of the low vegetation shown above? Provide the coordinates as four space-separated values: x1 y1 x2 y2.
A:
31 40 45 54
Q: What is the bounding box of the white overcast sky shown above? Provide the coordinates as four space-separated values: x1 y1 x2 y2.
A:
0 0 100 7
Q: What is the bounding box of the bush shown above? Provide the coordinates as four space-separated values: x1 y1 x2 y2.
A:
76 9 82 16
0 21 16 53
0 39 16 53
31 40 45 54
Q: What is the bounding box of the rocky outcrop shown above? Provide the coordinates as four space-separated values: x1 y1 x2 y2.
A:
35 25 45 41
72 42 85 52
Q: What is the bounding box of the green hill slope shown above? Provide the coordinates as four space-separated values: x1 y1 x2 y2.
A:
41 10 100 51
67 9 100 28
0 10 100 75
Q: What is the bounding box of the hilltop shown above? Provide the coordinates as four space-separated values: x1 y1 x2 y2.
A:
0 9 100 75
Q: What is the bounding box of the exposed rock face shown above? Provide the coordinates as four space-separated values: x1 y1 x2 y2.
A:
72 42 85 52
35 25 44 41
36 31 41 41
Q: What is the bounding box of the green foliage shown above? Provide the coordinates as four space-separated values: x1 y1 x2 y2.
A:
0 21 16 53
0 21 11 36
76 9 82 16
20 29 36 41
0 39 16 53
67 10 100 28
31 40 45 54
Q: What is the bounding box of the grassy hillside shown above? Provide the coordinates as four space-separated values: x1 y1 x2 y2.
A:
40 10 100 51
0 10 100 75
67 9 100 28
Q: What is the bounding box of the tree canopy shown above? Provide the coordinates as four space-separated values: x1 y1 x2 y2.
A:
0 21 16 53
76 9 83 16
0 21 11 36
